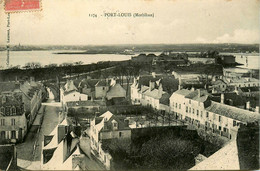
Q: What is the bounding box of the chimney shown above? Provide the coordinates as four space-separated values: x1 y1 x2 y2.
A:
15 82 20 90
255 106 259 113
30 76 35 83
152 72 156 78
191 87 195 91
198 89 201 97
158 83 163 96
58 125 67 143
124 119 129 127
149 81 155 91
246 101 250 110
2 95 6 104
212 87 216 94
221 93 224 104
104 121 108 130
178 77 182 85
212 76 216 82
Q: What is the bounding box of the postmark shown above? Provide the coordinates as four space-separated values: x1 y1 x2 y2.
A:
4 0 42 13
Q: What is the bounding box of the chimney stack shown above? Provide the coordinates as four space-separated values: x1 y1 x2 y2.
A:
255 106 259 113
198 89 201 97
221 93 224 104
158 83 163 96
149 81 155 91
246 101 250 110
212 76 216 82
152 72 156 78
191 87 195 91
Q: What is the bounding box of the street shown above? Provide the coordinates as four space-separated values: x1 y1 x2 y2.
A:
16 89 105 170
16 92 61 170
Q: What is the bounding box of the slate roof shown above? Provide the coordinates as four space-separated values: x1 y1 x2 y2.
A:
210 93 246 107
0 82 20 92
0 94 23 106
143 88 162 99
172 89 192 96
101 115 131 132
106 83 126 100
206 101 260 123
95 80 109 87
137 75 179 94
139 85 149 93
159 93 170 105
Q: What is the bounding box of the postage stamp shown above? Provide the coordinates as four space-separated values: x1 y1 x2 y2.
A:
4 0 41 13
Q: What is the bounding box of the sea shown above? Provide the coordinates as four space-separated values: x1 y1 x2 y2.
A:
0 50 259 70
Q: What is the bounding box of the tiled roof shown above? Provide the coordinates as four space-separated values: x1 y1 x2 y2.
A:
206 101 260 123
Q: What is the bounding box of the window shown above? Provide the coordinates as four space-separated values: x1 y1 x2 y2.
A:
223 128 228 132
119 132 122 137
189 107 191 113
219 116 222 122
179 104 181 109
113 123 117 128
11 119 15 126
219 126 222 131
233 120 236 127
11 131 16 139
103 87 105 90
186 106 188 112
197 110 199 116
175 103 177 108
201 111 203 118
0 119 5 126
206 112 209 118
1 131 5 139
192 109 194 114
189 100 191 104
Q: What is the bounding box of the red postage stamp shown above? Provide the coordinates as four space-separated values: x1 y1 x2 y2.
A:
5 0 41 12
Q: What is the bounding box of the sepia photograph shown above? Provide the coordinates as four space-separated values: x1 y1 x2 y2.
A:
0 0 259 170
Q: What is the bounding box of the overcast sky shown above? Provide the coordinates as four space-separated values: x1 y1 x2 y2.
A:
0 0 259 45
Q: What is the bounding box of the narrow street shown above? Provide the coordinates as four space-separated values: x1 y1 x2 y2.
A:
16 89 105 170
16 91 61 170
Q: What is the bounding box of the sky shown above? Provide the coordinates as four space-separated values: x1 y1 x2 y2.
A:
0 0 259 45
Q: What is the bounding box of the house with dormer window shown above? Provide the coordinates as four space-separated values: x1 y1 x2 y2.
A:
90 111 131 169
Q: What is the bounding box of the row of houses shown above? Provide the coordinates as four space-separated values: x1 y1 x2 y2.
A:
60 79 127 113
130 75 260 140
0 78 45 144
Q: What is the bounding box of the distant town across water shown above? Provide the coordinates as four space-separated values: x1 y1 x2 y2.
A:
0 50 258 69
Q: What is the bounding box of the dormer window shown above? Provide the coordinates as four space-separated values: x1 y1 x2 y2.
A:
11 107 16 115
